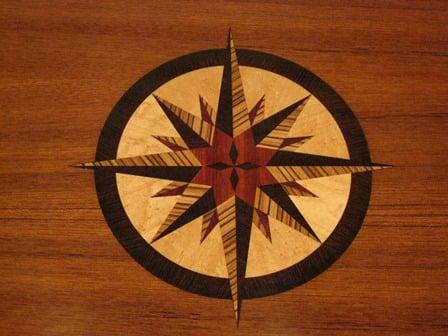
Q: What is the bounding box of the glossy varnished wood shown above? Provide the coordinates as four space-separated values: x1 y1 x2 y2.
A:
1 1 447 335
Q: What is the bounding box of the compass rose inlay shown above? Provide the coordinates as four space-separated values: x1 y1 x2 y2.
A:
74 31 389 324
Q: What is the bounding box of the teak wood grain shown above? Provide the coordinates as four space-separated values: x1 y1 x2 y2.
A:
1 1 447 335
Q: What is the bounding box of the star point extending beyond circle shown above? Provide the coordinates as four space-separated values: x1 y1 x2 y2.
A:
74 31 389 324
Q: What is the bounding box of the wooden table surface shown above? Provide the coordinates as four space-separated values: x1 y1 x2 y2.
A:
1 1 447 335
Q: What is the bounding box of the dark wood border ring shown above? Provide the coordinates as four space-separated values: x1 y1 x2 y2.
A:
94 48 372 300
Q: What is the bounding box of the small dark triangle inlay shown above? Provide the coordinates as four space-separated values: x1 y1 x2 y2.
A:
280 136 312 148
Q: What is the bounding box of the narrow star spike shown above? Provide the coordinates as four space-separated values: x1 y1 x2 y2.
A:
268 165 389 183
199 95 217 124
76 151 201 168
215 30 251 137
215 31 233 136
268 150 390 167
153 135 187 151
152 181 188 197
71 164 200 182
151 185 214 243
201 196 252 323
254 186 320 242
280 181 317 197
252 95 311 145
154 95 215 148
215 197 240 323
228 32 251 136
249 95 265 125
253 209 272 242
72 151 202 181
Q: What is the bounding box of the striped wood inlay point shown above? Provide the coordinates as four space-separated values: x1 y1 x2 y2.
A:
229 32 251 137
74 150 202 168
268 165 389 183
216 196 240 322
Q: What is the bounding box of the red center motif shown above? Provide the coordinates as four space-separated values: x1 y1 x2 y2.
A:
192 127 276 206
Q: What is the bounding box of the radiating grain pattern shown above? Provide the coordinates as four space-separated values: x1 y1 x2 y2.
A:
0 1 447 335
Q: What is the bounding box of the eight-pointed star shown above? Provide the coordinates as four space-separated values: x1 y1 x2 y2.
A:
75 31 388 323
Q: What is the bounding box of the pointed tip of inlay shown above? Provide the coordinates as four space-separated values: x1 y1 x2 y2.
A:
365 164 393 173
290 95 311 111
286 95 311 120
299 94 312 106
150 236 159 245
280 135 313 149
235 309 240 327
152 94 167 107
150 230 163 244
70 162 94 168
313 232 322 244
227 28 235 50
374 163 393 170
233 296 241 327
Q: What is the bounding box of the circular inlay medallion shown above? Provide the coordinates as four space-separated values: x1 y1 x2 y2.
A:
75 32 388 322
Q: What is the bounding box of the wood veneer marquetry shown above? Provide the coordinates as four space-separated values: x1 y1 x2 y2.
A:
84 39 383 324
1 1 447 335
115 64 354 280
